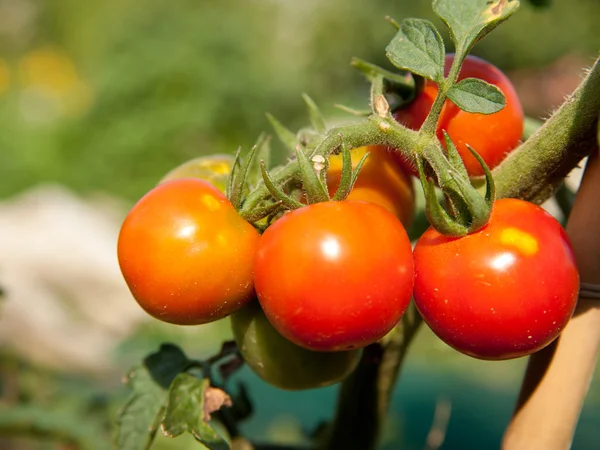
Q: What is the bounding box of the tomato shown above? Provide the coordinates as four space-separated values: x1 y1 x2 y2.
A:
117 178 259 325
159 154 234 193
394 54 524 176
413 198 579 360
231 301 361 390
254 200 414 352
327 145 415 227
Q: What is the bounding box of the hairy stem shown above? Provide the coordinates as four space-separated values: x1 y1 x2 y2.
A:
489 56 600 201
322 304 422 450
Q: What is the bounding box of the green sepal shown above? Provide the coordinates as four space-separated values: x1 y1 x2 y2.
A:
331 144 354 201
349 151 370 194
443 131 469 180
417 157 468 236
296 147 330 204
266 112 297 153
260 161 305 210
302 93 326 134
334 103 371 117
465 144 496 208
240 200 284 223
226 146 242 200
161 374 229 450
246 133 272 189
228 144 259 211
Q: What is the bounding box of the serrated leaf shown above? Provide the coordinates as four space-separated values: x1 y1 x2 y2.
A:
447 78 506 114
116 366 165 450
386 18 445 83
116 344 191 450
433 0 520 52
161 375 230 450
143 344 191 389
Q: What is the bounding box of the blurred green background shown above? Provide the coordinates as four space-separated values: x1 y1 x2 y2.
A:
1 0 599 449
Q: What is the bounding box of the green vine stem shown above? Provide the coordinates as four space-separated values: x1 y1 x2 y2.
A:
487 55 600 202
322 304 423 450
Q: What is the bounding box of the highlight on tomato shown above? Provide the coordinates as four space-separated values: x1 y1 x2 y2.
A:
117 178 259 325
231 300 362 390
326 145 415 227
412 198 579 360
394 54 524 176
253 200 415 352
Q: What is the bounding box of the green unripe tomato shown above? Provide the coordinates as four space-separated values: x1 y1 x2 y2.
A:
231 301 361 390
159 154 234 193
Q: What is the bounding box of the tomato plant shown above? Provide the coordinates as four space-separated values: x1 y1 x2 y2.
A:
117 178 259 325
253 200 414 352
394 54 524 176
326 145 415 227
413 198 579 360
230 301 362 390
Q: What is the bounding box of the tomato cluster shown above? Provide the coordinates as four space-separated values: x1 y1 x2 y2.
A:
117 55 579 390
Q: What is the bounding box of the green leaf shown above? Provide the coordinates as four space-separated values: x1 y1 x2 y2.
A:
447 78 506 114
161 374 230 450
433 0 520 52
116 344 191 450
385 18 445 83
302 94 326 134
116 366 165 450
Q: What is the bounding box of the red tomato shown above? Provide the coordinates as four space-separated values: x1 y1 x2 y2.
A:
326 145 415 228
253 201 414 352
117 178 259 325
394 54 524 176
413 198 579 360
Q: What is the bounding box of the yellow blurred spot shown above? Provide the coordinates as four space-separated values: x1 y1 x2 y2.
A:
500 228 538 256
216 234 227 246
0 60 10 95
18 47 93 117
202 194 221 212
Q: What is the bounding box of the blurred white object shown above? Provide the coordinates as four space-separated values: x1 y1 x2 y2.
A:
0 185 146 373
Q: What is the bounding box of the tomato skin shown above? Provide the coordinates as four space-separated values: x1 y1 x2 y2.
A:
326 145 415 227
254 201 414 352
117 178 259 325
394 54 524 176
159 154 234 192
230 301 361 390
413 198 579 360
